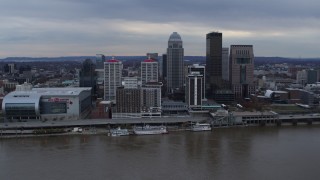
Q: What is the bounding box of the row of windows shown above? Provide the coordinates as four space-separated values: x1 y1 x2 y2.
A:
13 95 30 98
40 102 67 114
5 103 36 116
236 58 251 64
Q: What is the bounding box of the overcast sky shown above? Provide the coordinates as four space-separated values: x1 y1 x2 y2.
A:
0 0 319 58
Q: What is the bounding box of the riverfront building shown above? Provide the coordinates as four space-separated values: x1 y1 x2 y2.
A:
166 32 184 94
141 82 162 117
187 64 206 100
113 82 162 118
2 87 92 121
104 57 123 101
115 87 141 116
185 72 203 108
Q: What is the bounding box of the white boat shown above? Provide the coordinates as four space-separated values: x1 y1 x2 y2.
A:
191 123 212 132
133 125 168 135
109 127 130 137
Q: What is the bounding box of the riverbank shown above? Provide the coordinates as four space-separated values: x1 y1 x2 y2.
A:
1 123 319 139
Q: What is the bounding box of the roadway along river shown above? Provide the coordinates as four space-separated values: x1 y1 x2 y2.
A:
1 126 320 180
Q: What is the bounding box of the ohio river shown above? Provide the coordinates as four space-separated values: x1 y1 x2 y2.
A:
1 126 320 180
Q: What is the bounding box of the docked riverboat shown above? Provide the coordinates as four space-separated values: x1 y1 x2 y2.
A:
133 125 168 135
191 123 212 131
109 127 130 137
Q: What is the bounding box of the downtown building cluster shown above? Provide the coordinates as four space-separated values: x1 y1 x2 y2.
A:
0 31 255 121
90 31 255 118
2 31 320 122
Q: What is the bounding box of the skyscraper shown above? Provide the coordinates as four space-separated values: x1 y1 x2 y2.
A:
187 64 206 99
229 45 255 99
162 54 167 79
167 32 184 94
222 47 229 81
141 57 159 85
80 59 96 98
206 32 224 97
185 72 203 108
96 54 105 69
104 57 123 101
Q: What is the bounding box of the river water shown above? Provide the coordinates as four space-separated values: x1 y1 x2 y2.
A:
1 126 320 180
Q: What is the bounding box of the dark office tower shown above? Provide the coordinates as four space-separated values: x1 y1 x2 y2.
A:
167 32 184 94
229 45 255 99
307 69 318 84
222 47 230 81
162 54 167 79
80 59 96 98
96 54 105 69
206 32 223 97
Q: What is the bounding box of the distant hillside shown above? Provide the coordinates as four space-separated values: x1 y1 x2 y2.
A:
1 56 319 65
1 56 94 62
254 57 320 65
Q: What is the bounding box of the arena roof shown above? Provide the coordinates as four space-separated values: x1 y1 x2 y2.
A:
31 87 91 96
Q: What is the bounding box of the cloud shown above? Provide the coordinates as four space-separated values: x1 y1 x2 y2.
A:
0 0 319 57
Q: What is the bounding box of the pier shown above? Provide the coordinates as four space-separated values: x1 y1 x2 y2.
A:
1 112 320 137
211 111 320 126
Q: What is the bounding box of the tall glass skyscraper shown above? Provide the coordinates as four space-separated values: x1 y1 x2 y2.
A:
80 59 96 98
206 32 223 92
166 32 184 94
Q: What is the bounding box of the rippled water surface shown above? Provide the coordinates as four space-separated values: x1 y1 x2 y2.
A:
1 126 320 180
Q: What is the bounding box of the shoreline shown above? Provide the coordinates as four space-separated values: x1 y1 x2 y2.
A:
1 123 319 139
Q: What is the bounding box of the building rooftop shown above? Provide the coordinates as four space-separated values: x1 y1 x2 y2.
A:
106 57 121 63
143 59 156 62
169 32 182 42
232 111 276 116
106 59 120 63
6 87 92 97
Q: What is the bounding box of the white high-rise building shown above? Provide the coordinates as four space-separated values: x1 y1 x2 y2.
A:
185 72 203 108
141 58 158 85
187 64 206 100
104 57 123 101
167 32 184 94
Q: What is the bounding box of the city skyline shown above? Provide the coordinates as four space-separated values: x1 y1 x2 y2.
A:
0 0 319 58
